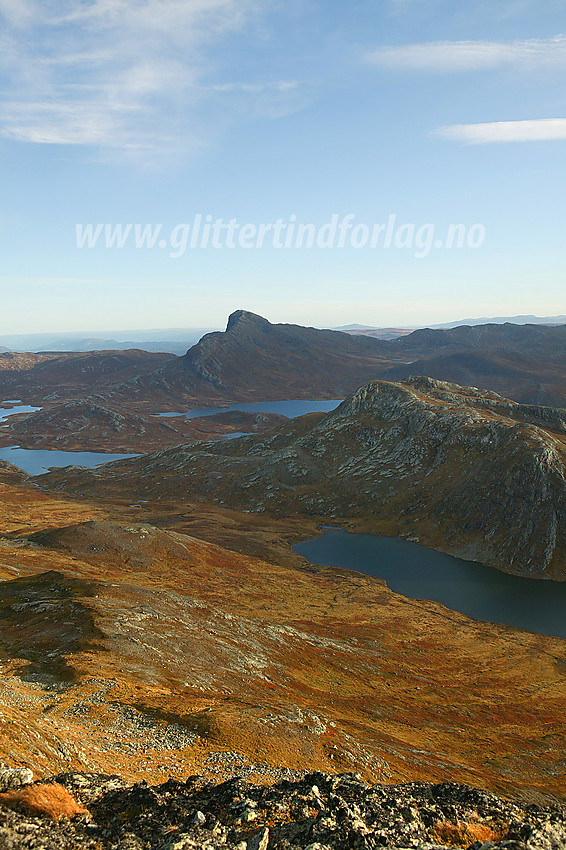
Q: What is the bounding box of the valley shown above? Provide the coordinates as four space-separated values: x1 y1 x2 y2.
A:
39 374 566 580
4 1 566 840
0 312 564 826
0 469 565 805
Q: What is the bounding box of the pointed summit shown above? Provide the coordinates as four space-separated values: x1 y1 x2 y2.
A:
225 310 271 333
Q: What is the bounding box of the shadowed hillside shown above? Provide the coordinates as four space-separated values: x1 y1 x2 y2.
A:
0 349 174 404
92 313 566 411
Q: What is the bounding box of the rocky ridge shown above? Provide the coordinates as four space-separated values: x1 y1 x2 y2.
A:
99 313 566 410
43 377 566 579
104 310 396 409
2 314 566 412
0 770 565 849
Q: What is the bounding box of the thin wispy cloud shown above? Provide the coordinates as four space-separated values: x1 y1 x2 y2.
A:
0 0 35 26
0 0 300 159
210 81 298 93
434 118 566 144
366 36 566 72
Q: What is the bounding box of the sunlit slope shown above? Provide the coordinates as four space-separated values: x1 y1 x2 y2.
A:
0 474 565 801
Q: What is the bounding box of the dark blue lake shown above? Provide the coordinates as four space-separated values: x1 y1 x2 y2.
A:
294 527 566 640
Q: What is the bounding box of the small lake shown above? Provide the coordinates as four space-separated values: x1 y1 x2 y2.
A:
294 527 566 640
155 399 343 419
218 431 253 440
0 446 139 476
0 404 42 423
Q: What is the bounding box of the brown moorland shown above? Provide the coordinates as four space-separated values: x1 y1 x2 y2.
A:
0 473 564 803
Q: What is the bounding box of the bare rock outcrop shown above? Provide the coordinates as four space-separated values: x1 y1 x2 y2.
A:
0 771 565 849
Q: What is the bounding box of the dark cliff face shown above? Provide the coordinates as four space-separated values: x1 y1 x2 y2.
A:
149 310 393 402
43 377 566 580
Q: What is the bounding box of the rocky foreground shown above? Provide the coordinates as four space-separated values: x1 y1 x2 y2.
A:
0 770 565 850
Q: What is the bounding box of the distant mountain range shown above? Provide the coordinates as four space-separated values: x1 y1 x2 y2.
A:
2 310 566 410
2 315 564 354
429 314 566 328
335 315 566 332
106 311 566 409
334 315 566 339
0 328 217 355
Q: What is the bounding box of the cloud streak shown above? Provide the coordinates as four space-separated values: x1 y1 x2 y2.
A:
434 118 566 144
0 0 300 159
367 36 566 72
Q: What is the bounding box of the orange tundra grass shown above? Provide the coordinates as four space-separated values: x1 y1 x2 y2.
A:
432 818 509 848
0 783 90 821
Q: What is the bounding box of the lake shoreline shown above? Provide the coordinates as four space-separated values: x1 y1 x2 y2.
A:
294 526 566 640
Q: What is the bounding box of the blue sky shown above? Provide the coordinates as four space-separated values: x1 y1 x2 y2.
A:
0 0 565 333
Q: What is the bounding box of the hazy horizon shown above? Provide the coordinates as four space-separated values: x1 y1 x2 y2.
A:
1 311 565 354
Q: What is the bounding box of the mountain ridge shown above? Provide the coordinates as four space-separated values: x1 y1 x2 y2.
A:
95 311 566 411
2 312 566 411
41 375 566 580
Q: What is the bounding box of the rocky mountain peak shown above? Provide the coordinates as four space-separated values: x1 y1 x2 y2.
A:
225 310 271 333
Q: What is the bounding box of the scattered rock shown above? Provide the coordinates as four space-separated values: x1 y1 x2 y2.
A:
0 771 563 849
0 766 33 791
246 826 269 850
